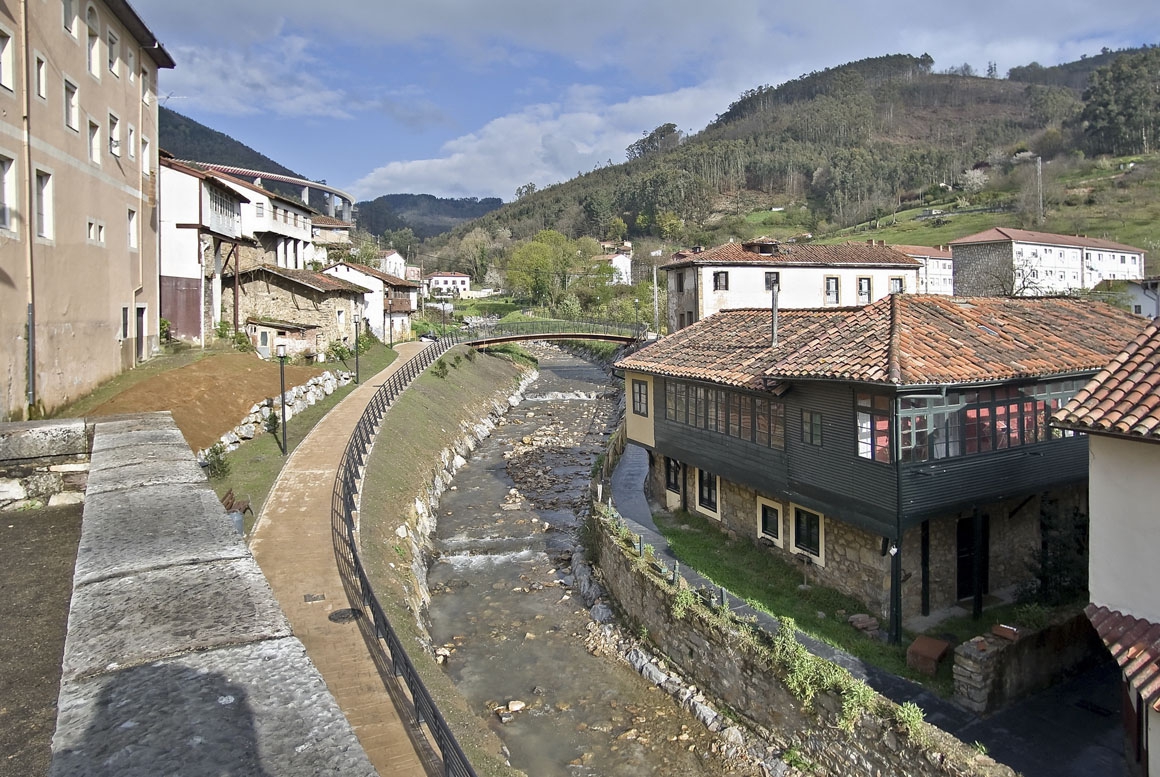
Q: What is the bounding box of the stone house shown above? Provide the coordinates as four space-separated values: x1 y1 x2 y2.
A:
322 262 420 343
950 227 1147 297
221 265 368 359
1053 318 1160 777
664 237 921 332
0 0 173 419
617 295 1144 641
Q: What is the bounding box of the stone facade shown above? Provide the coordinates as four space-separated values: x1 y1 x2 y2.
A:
953 242 1017 296
0 420 91 510
647 459 1081 622
221 274 360 356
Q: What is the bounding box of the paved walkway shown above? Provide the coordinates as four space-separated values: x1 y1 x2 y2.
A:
610 442 1127 777
250 342 434 777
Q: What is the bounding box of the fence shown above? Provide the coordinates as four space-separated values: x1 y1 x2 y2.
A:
329 337 476 777
459 318 646 342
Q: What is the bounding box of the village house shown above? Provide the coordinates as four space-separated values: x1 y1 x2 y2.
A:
307 214 353 267
425 270 471 297
216 175 314 272
1092 276 1160 319
664 237 921 332
0 0 173 418
617 295 1144 641
322 262 420 343
895 244 954 295
1053 319 1160 777
950 227 1147 297
158 156 249 346
220 265 367 360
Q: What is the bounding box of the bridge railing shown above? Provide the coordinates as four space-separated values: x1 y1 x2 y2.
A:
330 338 476 777
456 318 646 343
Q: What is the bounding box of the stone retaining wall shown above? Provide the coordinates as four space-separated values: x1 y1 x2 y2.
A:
593 522 1014 777
0 419 91 510
953 611 1104 714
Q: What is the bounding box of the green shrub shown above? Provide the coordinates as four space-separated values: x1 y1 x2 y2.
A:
264 411 279 437
894 701 930 747
431 359 449 379
159 318 171 342
326 340 353 362
205 443 230 479
671 588 697 620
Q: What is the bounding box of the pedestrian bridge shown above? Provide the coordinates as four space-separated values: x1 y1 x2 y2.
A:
446 319 649 347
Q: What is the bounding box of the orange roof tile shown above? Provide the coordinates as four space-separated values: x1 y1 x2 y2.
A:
229 265 370 295
662 240 919 269
893 244 952 260
950 227 1145 255
1053 317 1160 441
617 296 1144 388
1086 604 1160 712
323 262 419 288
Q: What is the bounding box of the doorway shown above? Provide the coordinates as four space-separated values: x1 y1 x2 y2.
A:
956 513 991 601
135 306 146 362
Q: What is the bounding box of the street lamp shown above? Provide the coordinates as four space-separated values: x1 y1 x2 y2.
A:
441 301 446 334
276 343 287 456
387 297 394 350
353 309 361 385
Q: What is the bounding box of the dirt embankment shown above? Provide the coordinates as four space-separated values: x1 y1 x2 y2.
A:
87 353 326 451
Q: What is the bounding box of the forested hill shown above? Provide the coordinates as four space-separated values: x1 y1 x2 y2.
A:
159 107 302 180
435 47 1157 249
355 194 504 239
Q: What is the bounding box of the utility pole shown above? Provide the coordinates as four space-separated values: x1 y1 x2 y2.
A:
1036 156 1044 225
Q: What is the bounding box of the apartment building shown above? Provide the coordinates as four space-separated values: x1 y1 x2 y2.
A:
0 0 174 419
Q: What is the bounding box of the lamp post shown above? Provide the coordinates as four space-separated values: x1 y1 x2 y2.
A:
441 301 446 334
387 297 394 350
276 343 287 455
353 309 361 385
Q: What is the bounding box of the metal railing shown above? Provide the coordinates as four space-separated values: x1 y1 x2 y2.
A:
330 337 475 777
457 318 646 343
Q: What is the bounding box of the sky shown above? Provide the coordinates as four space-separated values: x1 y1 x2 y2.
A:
130 0 1160 204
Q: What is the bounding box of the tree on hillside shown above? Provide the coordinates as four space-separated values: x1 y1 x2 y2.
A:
1027 85 1082 127
626 123 682 161
1082 48 1160 155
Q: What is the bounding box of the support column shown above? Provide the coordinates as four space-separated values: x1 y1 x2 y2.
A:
326 193 335 218
342 199 352 222
302 185 310 206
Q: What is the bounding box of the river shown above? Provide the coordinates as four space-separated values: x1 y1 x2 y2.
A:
424 345 760 777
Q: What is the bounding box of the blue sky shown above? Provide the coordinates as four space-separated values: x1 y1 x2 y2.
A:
130 0 1159 203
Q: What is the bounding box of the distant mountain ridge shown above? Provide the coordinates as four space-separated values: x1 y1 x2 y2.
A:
157 107 502 235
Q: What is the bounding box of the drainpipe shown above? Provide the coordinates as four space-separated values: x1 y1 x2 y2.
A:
19 0 36 410
889 393 903 644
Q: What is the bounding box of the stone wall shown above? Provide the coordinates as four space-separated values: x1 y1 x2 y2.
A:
593 522 1014 777
953 611 1104 715
221 274 355 352
0 420 91 510
953 243 1014 296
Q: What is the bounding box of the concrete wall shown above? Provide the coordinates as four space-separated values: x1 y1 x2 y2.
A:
0 419 90 510
51 412 375 776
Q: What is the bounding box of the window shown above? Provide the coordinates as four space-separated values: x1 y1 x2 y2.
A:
127 208 137 249
64 80 79 129
856 393 891 462
106 29 118 75
697 469 718 515
141 66 151 103
857 276 871 304
86 219 105 245
890 277 905 294
121 306 129 339
0 154 14 232
824 276 839 305
758 498 781 544
675 271 685 293
34 170 53 238
802 410 822 446
126 48 135 81
631 379 648 416
664 457 681 493
86 7 99 77
63 0 76 34
0 30 12 91
35 56 47 99
255 202 264 218
108 113 120 155
792 506 824 562
127 125 135 159
765 271 780 291
713 271 729 291
87 119 100 163
140 135 151 172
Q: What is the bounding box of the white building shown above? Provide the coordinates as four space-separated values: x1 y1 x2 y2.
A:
158 157 247 345
217 176 314 270
322 262 420 342
425 271 471 297
895 244 954 296
1054 319 1160 777
307 215 352 267
951 227 1146 297
1093 277 1160 319
379 249 407 278
664 237 921 331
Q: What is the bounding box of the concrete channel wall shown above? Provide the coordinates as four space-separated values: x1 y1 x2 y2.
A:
44 412 376 776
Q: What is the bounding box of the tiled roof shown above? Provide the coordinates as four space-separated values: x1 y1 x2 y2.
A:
1053 318 1160 440
425 271 471 279
312 215 352 227
232 265 370 294
894 244 953 260
1086 604 1160 712
616 295 1145 388
949 227 1145 255
323 262 420 288
662 240 919 269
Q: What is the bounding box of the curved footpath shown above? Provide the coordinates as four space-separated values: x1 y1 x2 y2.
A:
250 341 435 777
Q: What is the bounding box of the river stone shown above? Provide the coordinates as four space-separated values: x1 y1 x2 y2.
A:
507 699 526 712
236 424 257 440
590 603 614 623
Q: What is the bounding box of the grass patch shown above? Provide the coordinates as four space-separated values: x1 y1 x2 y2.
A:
454 298 523 318
208 343 398 532
653 508 954 696
480 342 538 368
559 339 621 361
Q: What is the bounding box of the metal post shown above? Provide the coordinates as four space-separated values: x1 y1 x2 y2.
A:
277 344 287 455
354 313 360 385
388 298 394 350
